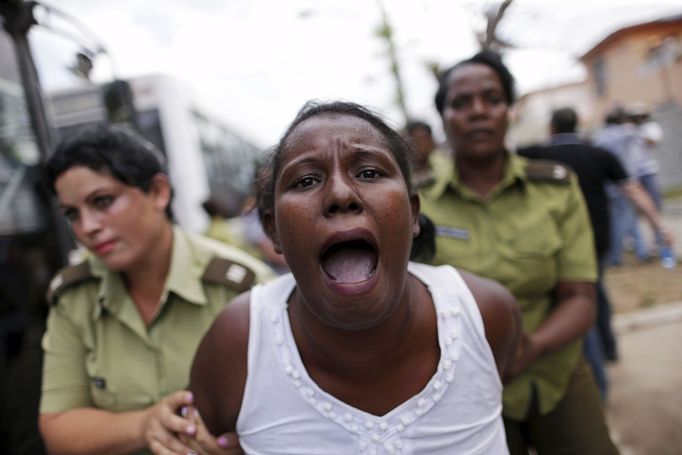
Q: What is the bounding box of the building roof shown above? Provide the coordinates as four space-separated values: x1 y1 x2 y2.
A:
581 13 682 61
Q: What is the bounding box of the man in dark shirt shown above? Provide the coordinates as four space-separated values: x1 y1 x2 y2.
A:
519 107 670 397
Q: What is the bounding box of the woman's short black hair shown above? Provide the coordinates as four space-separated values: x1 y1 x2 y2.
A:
45 124 173 219
434 49 516 115
257 100 414 219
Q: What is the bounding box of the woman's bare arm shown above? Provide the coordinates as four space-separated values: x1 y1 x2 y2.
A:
190 292 252 436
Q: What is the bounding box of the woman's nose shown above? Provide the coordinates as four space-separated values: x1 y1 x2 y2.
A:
78 209 102 235
471 97 487 116
324 174 363 216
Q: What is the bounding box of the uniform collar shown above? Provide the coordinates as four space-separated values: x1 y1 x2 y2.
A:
90 225 207 321
423 152 527 200
165 226 208 306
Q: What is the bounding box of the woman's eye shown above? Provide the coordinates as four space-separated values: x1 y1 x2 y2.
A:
92 195 114 210
357 169 380 179
449 98 467 110
294 176 318 189
486 92 505 105
63 208 79 222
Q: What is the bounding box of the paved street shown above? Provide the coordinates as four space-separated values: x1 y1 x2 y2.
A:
604 196 682 455
607 310 682 455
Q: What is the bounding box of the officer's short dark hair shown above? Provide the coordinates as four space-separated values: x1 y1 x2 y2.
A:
405 120 432 137
45 124 173 219
434 49 516 115
551 108 578 134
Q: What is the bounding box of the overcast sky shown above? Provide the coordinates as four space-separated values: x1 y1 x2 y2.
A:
30 0 682 147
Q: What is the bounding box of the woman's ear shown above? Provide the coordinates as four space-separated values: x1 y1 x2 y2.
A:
149 174 172 212
261 210 282 254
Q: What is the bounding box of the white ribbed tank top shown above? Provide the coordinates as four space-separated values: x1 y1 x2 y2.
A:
236 262 509 454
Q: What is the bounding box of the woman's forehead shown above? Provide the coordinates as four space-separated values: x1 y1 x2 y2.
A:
447 63 502 90
286 114 387 149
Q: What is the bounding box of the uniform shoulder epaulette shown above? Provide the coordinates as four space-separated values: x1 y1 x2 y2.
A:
47 261 95 305
525 160 572 184
201 257 256 293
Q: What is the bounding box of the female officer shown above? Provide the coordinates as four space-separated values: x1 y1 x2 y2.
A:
189 101 521 454
420 50 618 453
39 125 272 454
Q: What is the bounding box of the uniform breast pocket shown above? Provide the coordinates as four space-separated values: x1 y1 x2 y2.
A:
500 224 561 293
86 357 118 409
434 224 480 264
508 233 561 259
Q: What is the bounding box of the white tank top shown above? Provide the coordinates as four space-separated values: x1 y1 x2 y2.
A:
236 262 509 454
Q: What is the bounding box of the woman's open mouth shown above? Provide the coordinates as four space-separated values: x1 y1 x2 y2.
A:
320 238 378 284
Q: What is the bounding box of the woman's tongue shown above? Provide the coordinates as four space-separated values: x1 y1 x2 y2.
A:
321 247 377 283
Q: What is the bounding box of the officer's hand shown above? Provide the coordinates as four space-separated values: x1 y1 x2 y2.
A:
504 333 540 381
178 406 243 455
143 390 197 454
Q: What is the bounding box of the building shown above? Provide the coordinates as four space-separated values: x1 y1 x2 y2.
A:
581 14 682 119
510 13 682 189
509 81 592 147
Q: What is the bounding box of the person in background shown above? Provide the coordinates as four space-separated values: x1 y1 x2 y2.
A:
519 106 673 393
190 101 521 454
421 50 618 454
628 103 675 268
403 120 451 189
39 125 273 454
592 109 649 265
240 192 289 275
202 197 259 258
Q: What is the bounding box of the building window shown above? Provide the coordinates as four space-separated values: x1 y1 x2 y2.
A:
593 57 607 97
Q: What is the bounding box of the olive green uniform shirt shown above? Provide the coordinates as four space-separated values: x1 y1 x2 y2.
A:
41 227 274 450
420 153 597 421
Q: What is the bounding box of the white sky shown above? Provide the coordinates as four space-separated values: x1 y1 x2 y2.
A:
29 0 682 148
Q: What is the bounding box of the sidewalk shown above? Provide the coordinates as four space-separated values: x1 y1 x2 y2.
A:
603 197 682 455
606 304 682 455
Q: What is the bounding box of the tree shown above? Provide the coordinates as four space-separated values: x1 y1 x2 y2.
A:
477 0 515 53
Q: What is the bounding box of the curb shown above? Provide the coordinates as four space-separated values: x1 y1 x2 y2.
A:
613 301 682 334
